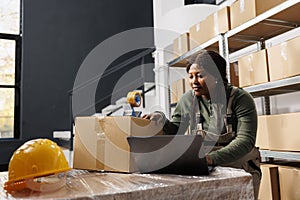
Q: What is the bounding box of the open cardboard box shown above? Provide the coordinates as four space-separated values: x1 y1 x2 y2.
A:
73 116 163 172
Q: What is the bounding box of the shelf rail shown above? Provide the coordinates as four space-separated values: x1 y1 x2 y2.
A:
260 150 300 161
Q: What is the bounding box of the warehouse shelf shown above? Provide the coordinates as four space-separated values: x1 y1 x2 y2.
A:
260 150 300 161
167 0 300 68
168 35 221 67
226 0 300 52
244 76 300 98
170 76 300 104
164 0 300 161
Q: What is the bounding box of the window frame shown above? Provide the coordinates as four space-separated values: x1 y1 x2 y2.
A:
0 0 22 140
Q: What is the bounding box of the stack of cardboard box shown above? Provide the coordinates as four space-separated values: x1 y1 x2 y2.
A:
73 116 163 173
230 0 286 29
259 162 300 200
184 0 287 52
238 35 300 87
189 6 230 50
169 1 300 199
256 111 300 199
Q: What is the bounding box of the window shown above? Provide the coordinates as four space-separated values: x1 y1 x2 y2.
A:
0 0 21 139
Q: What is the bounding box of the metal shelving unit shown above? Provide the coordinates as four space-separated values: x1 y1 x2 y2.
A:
228 1 300 161
226 0 300 52
168 0 300 66
167 0 300 161
244 76 300 98
168 35 221 67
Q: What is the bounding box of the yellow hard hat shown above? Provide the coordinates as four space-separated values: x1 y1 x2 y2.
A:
5 138 71 185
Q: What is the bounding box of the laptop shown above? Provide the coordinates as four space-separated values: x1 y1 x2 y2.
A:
127 134 210 175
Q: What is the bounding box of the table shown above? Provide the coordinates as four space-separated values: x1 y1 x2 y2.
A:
0 167 254 200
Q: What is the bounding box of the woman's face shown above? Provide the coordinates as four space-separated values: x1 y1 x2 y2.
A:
188 64 217 98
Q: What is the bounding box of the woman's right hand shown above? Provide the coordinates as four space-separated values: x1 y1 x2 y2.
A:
142 112 164 125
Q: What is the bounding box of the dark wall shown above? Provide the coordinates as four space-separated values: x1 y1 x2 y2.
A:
0 0 154 169
185 0 216 5
95 49 154 114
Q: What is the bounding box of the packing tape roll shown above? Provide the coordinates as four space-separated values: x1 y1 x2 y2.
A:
127 91 142 107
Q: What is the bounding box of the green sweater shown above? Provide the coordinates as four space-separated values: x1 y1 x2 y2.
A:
163 84 257 165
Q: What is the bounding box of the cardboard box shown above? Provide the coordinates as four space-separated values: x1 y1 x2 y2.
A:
189 23 200 50
171 79 185 104
278 166 300 200
184 77 190 93
173 33 190 58
230 0 286 29
258 164 280 200
177 79 185 98
256 115 270 150
255 0 287 16
73 116 163 172
171 81 178 104
73 116 102 170
268 112 300 152
267 36 300 81
189 6 230 49
256 112 300 152
230 62 239 87
238 49 269 87
215 6 231 35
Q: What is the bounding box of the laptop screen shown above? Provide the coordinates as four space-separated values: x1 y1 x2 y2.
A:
127 134 210 175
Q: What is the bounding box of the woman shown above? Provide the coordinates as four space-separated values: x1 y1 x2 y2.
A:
143 50 261 199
